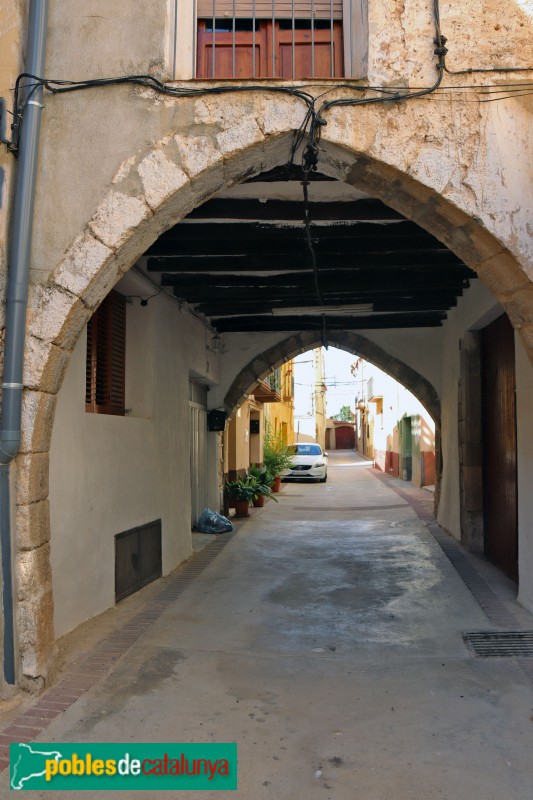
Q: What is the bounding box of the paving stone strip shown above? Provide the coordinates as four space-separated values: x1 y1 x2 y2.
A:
0 531 234 772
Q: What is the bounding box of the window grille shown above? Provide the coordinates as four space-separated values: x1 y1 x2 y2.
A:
196 1 344 79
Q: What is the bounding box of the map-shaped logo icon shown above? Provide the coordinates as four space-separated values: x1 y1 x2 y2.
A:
10 742 63 790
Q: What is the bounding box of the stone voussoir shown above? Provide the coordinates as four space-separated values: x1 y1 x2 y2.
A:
20 390 58 455
88 190 152 251
16 543 53 603
16 500 51 552
18 589 54 678
15 452 50 506
53 230 114 299
23 336 70 395
137 149 189 210
27 284 89 350
173 134 223 179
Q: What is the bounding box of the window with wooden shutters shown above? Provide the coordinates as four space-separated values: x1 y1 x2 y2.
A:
196 1 344 79
85 291 126 415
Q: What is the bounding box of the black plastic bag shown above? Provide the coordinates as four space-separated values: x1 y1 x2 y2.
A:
196 507 233 534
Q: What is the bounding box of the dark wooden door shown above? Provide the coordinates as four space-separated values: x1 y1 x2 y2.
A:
335 425 355 449
481 314 518 580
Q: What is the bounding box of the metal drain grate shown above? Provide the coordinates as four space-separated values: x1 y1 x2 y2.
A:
463 631 533 658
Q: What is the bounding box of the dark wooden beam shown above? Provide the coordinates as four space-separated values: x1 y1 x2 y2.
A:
149 249 467 273
214 313 447 332
145 221 438 252
243 165 336 182
170 277 470 303
199 296 459 317
162 268 473 290
185 198 405 222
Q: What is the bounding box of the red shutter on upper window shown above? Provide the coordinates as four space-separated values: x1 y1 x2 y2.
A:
197 2 343 19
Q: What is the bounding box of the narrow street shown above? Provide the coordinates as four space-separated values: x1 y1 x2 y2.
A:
3 451 533 798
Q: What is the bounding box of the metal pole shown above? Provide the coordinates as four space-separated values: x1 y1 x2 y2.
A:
211 0 216 76
232 0 236 77
252 0 256 77
0 0 48 684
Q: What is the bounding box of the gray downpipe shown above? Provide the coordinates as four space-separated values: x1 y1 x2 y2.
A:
0 0 48 684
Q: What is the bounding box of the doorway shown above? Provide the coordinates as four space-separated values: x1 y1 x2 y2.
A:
190 381 208 528
481 314 518 580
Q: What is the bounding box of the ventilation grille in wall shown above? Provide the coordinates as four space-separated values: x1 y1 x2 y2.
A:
115 519 162 602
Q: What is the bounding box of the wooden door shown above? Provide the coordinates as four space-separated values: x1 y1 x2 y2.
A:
481 314 518 580
335 425 355 449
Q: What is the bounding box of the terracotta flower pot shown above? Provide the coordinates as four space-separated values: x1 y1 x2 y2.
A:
252 494 265 507
234 500 250 517
271 476 282 492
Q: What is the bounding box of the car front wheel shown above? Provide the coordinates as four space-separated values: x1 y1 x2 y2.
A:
320 473 327 483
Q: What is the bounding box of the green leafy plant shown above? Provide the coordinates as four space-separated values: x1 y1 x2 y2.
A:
262 422 295 478
225 474 258 503
248 465 278 502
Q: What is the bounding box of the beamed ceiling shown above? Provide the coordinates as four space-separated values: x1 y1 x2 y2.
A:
141 168 476 333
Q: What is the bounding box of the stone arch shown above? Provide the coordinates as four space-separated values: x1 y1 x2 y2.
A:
223 330 440 425
17 100 533 680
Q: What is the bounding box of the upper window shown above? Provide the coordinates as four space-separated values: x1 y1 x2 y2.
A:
196 1 344 79
85 291 126 416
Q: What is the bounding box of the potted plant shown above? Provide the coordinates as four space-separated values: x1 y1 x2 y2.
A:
249 465 278 507
225 474 258 517
262 422 295 492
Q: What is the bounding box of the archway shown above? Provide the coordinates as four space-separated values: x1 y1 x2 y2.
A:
17 116 533 681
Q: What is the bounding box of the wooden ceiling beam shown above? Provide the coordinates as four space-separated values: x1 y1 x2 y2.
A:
171 279 469 302
214 313 447 332
185 198 405 222
199 296 459 317
162 268 473 290
150 249 467 273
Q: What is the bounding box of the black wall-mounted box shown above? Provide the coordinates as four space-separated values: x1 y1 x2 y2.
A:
207 409 227 431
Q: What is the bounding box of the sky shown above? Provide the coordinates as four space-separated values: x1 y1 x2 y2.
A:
322 347 358 417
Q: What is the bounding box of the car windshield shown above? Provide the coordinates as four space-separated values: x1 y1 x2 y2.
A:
289 444 322 456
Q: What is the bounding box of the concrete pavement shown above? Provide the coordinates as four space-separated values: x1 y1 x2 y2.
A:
2 451 533 798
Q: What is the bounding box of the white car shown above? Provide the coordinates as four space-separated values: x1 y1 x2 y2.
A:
284 443 328 482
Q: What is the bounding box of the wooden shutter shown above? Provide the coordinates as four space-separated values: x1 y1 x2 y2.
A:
85 290 126 415
108 292 126 415
197 2 343 19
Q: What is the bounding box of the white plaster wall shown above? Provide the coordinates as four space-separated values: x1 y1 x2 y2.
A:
356 328 444 398
49 293 219 637
516 335 533 613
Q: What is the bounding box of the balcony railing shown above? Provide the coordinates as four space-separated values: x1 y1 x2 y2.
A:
253 368 282 402
196 1 344 79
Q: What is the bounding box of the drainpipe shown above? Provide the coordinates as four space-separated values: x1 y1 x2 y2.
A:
0 0 48 684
